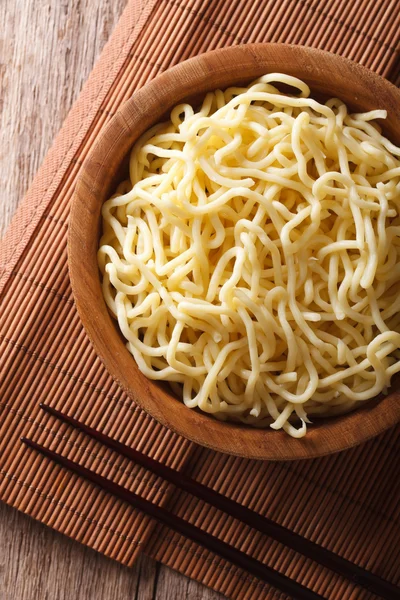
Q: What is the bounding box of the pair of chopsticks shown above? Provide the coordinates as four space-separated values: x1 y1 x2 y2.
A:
22 405 399 600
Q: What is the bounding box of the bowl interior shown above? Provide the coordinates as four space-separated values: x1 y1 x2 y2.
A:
69 44 400 460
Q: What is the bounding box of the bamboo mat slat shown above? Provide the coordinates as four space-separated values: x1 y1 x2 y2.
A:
1 1 400 598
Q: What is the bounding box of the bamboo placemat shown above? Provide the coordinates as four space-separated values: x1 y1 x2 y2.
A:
1 1 400 598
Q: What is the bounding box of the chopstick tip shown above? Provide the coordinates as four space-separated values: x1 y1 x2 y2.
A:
40 403 57 416
21 437 37 450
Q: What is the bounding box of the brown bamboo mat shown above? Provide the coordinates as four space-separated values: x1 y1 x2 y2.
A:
1 1 400 598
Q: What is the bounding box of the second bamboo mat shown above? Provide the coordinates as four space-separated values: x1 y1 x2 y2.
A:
1 1 400 599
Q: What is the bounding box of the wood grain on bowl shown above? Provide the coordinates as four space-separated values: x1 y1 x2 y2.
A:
69 44 400 460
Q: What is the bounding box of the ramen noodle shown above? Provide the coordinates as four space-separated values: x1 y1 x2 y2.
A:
98 74 400 437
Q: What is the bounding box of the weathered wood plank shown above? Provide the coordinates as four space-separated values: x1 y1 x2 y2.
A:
0 0 126 237
0 1 222 598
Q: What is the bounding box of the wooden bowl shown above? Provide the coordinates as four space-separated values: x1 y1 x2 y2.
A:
69 44 400 460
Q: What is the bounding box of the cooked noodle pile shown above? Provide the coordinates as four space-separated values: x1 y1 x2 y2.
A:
98 73 400 437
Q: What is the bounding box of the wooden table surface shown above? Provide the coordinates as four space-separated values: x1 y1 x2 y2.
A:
0 2 222 599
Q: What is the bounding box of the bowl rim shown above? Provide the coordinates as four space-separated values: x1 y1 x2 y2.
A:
68 43 400 461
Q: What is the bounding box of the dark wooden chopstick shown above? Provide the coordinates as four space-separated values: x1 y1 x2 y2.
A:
37 403 399 600
22 436 324 600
